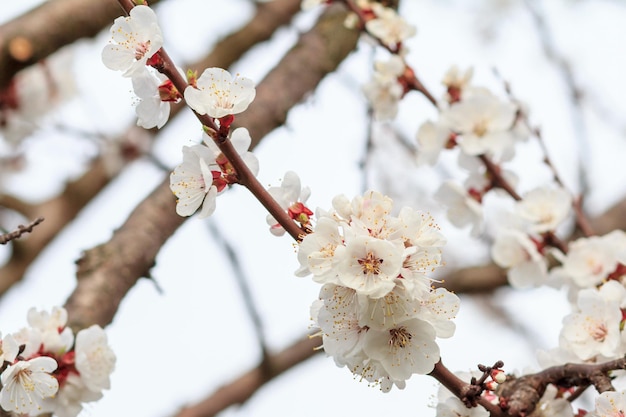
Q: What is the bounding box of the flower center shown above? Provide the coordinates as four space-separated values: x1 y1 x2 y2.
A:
16 368 35 392
135 40 151 60
358 251 383 275
389 326 412 349
590 321 608 342
473 120 488 137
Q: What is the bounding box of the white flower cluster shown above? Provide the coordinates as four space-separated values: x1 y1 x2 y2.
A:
491 185 573 289
414 66 530 237
102 5 176 129
305 1 416 121
0 307 115 417
297 191 459 391
168 65 257 219
535 231 626 365
362 55 406 121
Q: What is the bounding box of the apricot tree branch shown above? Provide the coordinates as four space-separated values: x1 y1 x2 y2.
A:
0 217 44 244
64 2 360 332
0 0 302 296
173 335 321 417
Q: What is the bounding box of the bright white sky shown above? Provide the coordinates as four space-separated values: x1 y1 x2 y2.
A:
1 0 626 416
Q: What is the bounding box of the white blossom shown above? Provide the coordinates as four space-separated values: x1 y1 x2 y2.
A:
365 6 416 48
335 235 404 298
416 120 452 166
312 284 365 364
170 128 258 219
559 281 625 360
74 325 116 392
131 69 170 129
420 288 460 339
435 180 483 237
0 356 59 415
184 68 256 118
301 191 454 390
363 318 439 379
550 233 624 288
516 186 572 233
362 55 405 121
589 390 626 417
1 49 75 144
203 127 260 177
26 306 74 355
0 333 18 364
441 65 474 103
357 285 422 330
101 5 163 77
491 228 548 288
440 92 517 160
41 373 103 417
170 144 218 218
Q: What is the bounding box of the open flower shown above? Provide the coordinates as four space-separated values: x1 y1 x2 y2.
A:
171 128 259 219
132 69 171 129
335 235 404 298
170 145 218 218
440 92 517 160
516 186 572 233
491 228 548 288
590 390 626 417
363 318 439 379
560 281 625 360
435 180 483 237
184 68 256 118
0 356 59 415
74 325 116 393
101 5 163 77
365 6 416 48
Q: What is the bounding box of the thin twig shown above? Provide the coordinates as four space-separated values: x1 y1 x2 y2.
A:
0 217 44 244
207 221 270 364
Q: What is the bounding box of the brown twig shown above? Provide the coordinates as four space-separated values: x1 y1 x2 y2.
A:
0 217 44 244
429 360 506 417
173 335 321 417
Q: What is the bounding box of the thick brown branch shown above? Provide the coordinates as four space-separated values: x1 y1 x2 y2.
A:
0 0 165 89
173 335 322 417
497 357 626 417
235 4 360 147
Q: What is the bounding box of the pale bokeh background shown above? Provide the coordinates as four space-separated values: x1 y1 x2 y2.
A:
1 1 625 416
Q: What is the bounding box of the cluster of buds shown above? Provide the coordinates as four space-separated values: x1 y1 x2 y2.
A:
0 307 115 417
